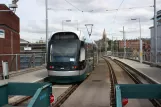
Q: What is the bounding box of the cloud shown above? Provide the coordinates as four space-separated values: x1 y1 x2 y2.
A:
2 0 161 42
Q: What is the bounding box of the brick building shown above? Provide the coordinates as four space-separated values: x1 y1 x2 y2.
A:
118 39 150 51
0 4 20 72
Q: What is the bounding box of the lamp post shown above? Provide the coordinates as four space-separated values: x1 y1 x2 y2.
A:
131 18 142 63
62 20 78 31
108 33 116 56
120 26 126 59
111 36 113 55
62 20 71 31
76 20 79 31
154 0 157 63
112 36 119 56
45 0 48 62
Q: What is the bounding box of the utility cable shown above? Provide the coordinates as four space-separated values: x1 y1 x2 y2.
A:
112 0 125 24
64 0 83 12
48 5 153 13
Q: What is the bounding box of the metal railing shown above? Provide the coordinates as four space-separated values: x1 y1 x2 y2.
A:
0 53 47 72
111 52 161 64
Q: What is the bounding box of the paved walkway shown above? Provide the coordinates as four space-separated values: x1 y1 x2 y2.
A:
0 69 47 85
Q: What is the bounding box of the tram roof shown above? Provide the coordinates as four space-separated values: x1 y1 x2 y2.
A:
50 30 87 42
50 30 97 45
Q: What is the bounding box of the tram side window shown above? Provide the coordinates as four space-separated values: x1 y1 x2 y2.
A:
50 44 53 62
80 48 85 62
80 41 86 66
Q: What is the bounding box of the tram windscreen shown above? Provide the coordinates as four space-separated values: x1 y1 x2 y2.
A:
50 40 80 62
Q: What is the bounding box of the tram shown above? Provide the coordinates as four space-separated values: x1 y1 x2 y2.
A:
47 30 98 83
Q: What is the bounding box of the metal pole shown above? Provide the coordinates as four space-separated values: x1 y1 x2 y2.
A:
154 0 158 63
100 42 101 56
112 36 113 55
116 37 118 57
123 26 126 58
111 35 113 55
15 54 18 71
45 0 48 62
139 18 143 63
77 20 78 31
97 49 99 64
62 21 64 31
45 53 46 64
33 53 35 67
104 39 107 56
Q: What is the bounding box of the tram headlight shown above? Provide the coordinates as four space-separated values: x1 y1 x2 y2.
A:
72 66 77 70
49 66 54 69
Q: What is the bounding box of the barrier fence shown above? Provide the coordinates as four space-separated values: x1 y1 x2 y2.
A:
111 52 161 63
0 53 46 72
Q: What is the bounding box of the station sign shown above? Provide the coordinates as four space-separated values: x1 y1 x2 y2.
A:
0 29 5 38
24 47 32 51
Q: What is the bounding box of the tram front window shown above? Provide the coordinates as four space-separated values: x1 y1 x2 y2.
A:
50 40 80 62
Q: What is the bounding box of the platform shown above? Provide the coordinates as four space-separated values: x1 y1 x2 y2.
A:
61 59 110 107
111 57 161 84
126 58 161 68
0 69 48 85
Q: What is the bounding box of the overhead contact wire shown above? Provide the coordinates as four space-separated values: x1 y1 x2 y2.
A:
64 0 83 12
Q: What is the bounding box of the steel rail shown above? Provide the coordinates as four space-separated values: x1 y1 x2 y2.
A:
104 58 117 107
52 84 79 107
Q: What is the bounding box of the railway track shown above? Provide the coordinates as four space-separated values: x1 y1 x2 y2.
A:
52 84 80 107
104 58 117 107
105 57 161 107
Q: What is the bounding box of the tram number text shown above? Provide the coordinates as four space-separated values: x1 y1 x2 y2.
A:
40 93 47 100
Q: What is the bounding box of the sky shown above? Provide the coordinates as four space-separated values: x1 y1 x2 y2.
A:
1 0 161 42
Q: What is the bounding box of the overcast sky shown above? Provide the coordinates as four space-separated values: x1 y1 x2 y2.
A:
1 0 161 42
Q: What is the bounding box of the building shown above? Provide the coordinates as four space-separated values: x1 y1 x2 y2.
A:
20 39 46 54
20 39 46 69
157 10 161 23
0 4 20 72
20 38 29 44
118 39 150 52
119 40 139 51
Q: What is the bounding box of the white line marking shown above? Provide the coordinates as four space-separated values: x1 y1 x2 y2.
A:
52 87 70 89
32 77 47 83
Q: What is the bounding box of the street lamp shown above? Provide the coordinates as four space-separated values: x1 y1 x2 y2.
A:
120 26 126 59
45 0 48 62
112 36 121 57
154 0 157 63
9 0 18 12
131 18 143 63
108 33 116 55
75 20 79 31
62 20 79 31
62 20 71 31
